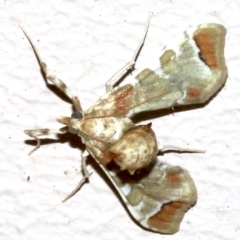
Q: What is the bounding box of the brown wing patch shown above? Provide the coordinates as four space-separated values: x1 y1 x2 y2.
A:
193 27 220 69
187 87 202 98
113 85 134 115
166 171 181 184
148 201 188 234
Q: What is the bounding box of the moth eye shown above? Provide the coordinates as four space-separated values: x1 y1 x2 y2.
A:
71 111 83 120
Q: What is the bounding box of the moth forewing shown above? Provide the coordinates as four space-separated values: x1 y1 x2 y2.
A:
84 24 227 118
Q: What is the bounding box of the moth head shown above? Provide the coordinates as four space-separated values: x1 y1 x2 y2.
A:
57 111 83 134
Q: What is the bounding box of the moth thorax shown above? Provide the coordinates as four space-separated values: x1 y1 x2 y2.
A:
104 124 158 174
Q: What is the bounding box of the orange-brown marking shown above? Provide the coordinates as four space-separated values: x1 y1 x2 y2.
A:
166 171 180 183
187 87 202 98
99 151 120 165
193 29 218 69
113 85 134 115
148 201 184 232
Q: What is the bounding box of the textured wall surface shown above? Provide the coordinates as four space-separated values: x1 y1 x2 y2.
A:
1 1 240 239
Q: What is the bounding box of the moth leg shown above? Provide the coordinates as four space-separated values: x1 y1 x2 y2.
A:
105 13 151 92
24 127 68 155
20 26 82 112
62 150 91 203
159 145 205 154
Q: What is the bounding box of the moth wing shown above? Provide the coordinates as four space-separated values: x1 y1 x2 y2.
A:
85 23 227 118
99 162 197 234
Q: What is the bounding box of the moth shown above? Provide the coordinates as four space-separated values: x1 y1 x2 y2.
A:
23 18 227 234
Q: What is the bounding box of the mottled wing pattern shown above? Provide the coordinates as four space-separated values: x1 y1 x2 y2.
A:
99 162 197 234
85 23 227 118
